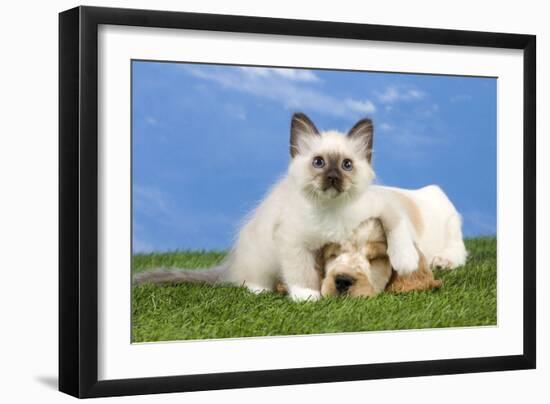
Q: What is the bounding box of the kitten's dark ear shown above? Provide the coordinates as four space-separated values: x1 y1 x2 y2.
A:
348 118 374 163
290 112 320 158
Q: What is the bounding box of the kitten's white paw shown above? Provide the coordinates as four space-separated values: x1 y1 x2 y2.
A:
246 283 271 294
388 245 419 275
288 287 321 302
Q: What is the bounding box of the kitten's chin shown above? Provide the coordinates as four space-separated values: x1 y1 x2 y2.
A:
322 187 343 199
307 186 351 201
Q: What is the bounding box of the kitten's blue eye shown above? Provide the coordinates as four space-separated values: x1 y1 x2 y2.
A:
342 159 353 171
312 156 325 168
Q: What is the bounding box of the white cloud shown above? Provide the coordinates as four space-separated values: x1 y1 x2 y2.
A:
407 89 425 99
224 103 247 120
134 185 170 216
183 66 376 120
238 66 271 78
379 123 393 131
238 66 320 82
376 85 426 104
380 115 451 162
271 68 320 82
344 99 376 114
145 116 158 125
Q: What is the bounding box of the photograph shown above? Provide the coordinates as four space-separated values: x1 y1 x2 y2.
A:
55 4 536 398
130 61 497 343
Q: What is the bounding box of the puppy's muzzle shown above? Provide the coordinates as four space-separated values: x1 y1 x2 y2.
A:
335 274 355 294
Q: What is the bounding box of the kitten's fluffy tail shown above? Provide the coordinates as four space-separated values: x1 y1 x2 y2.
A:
133 263 228 286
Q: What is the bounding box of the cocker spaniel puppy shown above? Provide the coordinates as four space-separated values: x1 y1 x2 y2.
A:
318 218 442 297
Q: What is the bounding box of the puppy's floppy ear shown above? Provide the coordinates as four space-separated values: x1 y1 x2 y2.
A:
347 118 374 163
290 112 320 158
315 243 340 279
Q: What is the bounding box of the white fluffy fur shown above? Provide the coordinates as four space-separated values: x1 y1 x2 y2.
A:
221 130 420 301
375 185 468 269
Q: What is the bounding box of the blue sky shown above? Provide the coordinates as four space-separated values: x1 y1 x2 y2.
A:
132 61 496 253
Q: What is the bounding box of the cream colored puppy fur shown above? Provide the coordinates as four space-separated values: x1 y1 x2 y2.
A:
372 185 468 269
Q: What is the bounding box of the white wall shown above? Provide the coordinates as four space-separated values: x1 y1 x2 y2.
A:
0 0 546 402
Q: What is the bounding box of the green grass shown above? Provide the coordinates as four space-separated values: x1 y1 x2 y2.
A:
132 237 496 342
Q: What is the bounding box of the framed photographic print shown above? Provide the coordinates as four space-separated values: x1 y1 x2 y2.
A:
59 5 536 398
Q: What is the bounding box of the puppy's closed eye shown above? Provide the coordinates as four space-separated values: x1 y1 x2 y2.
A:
322 244 341 261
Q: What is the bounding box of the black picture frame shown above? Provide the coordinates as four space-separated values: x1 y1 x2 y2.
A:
59 5 536 398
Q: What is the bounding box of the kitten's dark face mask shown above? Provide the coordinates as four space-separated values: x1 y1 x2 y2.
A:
288 112 375 200
311 153 354 194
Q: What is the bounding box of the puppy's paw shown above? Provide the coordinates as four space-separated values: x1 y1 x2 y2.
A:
431 256 455 270
388 245 419 275
288 286 321 302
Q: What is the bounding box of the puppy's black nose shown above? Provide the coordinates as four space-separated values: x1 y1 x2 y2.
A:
335 274 355 293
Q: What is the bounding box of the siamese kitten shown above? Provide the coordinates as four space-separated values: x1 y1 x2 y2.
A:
135 113 419 301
